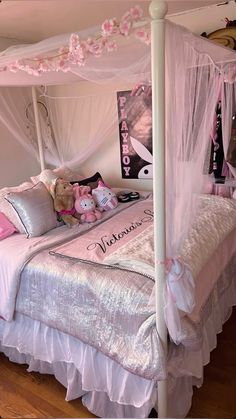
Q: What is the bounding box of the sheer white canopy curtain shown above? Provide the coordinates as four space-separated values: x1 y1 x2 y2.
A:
222 81 236 178
0 86 59 167
0 87 39 158
45 90 118 170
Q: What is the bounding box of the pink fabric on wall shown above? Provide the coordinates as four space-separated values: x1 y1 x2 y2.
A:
0 212 17 240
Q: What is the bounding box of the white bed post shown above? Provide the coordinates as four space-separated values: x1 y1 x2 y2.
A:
31 86 45 171
149 1 168 417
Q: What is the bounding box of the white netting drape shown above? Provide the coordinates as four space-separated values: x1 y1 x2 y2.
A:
0 86 59 167
222 81 236 178
0 87 39 157
45 92 118 170
165 22 225 255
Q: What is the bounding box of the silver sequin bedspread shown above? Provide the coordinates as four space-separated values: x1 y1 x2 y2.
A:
13 194 236 381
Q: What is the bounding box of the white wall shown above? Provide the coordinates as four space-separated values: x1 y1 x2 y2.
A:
0 36 23 51
168 1 236 35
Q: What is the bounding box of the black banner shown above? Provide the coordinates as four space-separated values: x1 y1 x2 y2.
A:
117 90 153 179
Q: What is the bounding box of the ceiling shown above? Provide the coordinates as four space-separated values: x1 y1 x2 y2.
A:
0 0 222 43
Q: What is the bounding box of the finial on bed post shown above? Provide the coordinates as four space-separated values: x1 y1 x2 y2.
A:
149 0 168 19
149 1 168 418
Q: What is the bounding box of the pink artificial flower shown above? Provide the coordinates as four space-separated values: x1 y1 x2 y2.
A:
121 11 131 22
87 40 103 57
17 60 27 70
39 61 50 72
68 43 84 63
27 66 40 76
61 63 71 72
21 64 30 72
9 62 19 73
79 39 89 52
59 46 69 58
119 19 131 36
53 58 69 72
105 39 117 52
44 59 55 71
135 29 151 45
130 5 143 21
69 33 80 52
101 18 116 37
71 52 83 66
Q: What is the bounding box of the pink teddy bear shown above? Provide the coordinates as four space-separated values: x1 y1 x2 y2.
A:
73 185 102 223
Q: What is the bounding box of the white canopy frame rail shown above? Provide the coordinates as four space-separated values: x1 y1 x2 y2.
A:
1 0 236 417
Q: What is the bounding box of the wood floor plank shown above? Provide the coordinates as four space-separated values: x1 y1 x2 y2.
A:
188 306 236 418
0 307 235 418
0 354 95 418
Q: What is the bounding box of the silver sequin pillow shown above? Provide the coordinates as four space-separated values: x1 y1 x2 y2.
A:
5 182 57 237
0 182 33 233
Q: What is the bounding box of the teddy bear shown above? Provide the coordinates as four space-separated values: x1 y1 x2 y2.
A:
73 184 102 223
51 178 80 227
92 180 118 211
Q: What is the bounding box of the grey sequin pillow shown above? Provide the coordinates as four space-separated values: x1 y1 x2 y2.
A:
5 182 57 237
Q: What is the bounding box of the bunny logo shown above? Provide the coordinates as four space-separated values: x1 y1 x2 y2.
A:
130 136 153 179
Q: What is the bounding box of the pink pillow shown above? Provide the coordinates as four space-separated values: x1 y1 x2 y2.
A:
0 182 33 233
0 212 17 240
212 184 231 198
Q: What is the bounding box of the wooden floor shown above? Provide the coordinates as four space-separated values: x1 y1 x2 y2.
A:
188 306 236 419
0 307 235 418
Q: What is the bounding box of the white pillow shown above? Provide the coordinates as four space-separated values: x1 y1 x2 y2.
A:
0 181 33 233
5 182 57 237
31 169 58 190
31 166 83 187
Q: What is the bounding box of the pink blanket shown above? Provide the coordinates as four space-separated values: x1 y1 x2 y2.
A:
50 199 154 266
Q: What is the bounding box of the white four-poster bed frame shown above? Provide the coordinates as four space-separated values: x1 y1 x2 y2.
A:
31 1 169 416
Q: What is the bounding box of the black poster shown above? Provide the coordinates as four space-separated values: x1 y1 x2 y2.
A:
117 90 153 179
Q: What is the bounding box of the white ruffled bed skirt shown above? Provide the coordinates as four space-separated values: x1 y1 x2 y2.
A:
0 276 236 418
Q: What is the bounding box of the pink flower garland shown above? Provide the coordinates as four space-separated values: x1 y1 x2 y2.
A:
0 5 150 76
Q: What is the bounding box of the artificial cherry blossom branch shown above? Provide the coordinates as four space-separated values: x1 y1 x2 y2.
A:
0 5 150 76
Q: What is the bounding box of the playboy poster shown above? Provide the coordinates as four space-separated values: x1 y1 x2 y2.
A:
117 89 153 179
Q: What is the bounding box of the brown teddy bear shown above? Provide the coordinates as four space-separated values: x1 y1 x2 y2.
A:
51 178 80 227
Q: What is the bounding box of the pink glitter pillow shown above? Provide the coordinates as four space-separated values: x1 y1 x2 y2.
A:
0 212 17 240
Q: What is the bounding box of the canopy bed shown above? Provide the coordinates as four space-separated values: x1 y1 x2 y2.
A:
0 1 236 417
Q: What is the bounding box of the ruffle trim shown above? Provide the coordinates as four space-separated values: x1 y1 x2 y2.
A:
0 272 235 417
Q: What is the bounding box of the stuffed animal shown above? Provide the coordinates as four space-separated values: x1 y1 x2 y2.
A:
92 180 118 211
73 184 102 223
51 178 80 227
